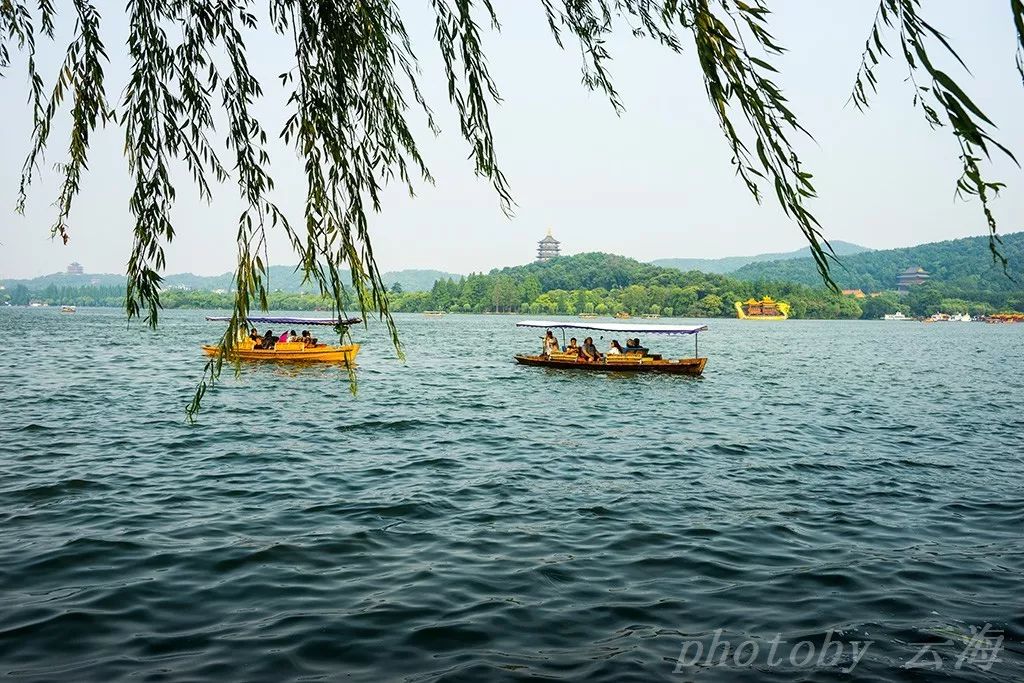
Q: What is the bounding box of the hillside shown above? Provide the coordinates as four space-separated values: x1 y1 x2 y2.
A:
397 251 868 319
651 240 870 274
732 232 1024 292
1 266 461 293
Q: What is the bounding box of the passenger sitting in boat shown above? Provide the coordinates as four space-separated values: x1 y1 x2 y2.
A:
565 337 580 355
249 327 260 342
278 330 289 343
260 330 277 349
287 329 299 342
608 340 623 355
581 337 601 362
625 338 647 354
543 330 560 356
301 330 318 347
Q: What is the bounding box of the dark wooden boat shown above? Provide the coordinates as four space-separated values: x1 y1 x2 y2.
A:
514 319 709 377
515 354 706 375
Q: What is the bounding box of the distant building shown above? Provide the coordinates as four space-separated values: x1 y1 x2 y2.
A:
66 261 84 275
841 289 866 299
537 228 560 262
896 266 929 294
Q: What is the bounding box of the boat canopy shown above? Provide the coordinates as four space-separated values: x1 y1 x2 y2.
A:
206 315 362 326
516 319 707 335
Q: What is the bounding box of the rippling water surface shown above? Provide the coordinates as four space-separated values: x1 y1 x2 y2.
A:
1 308 1022 681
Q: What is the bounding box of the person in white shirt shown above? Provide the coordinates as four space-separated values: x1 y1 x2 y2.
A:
543 330 560 356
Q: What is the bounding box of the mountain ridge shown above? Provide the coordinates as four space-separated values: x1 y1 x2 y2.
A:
731 231 1024 292
1 266 462 293
650 240 871 273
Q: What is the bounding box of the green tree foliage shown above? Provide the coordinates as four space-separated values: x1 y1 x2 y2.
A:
9 284 31 306
387 253 899 319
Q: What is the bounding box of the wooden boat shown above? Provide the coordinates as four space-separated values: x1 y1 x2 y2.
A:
203 315 361 364
514 319 708 376
985 313 1024 323
641 313 661 319
735 296 790 320
614 311 631 319
202 339 359 363
578 312 598 319
60 305 77 313
423 310 446 317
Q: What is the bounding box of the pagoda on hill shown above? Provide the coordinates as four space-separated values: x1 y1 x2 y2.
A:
537 228 560 262
896 266 929 294
66 261 84 275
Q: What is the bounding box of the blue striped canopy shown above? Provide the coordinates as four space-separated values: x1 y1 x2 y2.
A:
206 315 361 326
516 320 707 335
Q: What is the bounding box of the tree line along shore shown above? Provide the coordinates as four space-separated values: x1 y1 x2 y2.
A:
5 250 1023 320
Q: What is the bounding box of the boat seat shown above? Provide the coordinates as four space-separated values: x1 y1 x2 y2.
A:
606 354 653 364
548 352 580 362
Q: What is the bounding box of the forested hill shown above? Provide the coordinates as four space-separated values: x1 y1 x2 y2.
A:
651 240 870 274
398 252 871 319
732 232 1024 292
488 252 686 291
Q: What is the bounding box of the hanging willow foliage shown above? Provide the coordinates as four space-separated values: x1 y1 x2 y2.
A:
2 0 1022 418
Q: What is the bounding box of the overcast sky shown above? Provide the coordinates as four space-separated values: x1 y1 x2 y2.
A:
1 1 1022 279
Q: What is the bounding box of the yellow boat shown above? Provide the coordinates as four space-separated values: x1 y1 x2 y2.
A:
203 315 360 364
202 339 360 364
735 296 790 320
614 311 631 319
514 320 709 376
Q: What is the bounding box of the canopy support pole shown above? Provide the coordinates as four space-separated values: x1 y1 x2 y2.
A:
695 333 698 358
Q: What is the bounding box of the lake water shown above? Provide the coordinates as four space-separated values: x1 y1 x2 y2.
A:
1 308 1022 681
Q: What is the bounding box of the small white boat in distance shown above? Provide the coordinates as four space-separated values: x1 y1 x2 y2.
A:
882 311 910 321
949 312 971 322
60 305 77 313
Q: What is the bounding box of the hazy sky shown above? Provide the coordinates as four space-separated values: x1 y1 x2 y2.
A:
1 1 1022 279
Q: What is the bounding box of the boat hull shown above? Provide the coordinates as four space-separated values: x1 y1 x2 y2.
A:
515 354 707 375
202 343 360 364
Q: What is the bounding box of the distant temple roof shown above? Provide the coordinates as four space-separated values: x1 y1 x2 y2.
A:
900 266 928 275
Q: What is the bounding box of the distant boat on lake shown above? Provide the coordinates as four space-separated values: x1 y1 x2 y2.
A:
924 312 970 323
735 296 789 321
60 305 77 313
882 311 910 321
578 313 598 319
614 311 631 319
423 311 446 317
